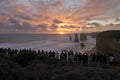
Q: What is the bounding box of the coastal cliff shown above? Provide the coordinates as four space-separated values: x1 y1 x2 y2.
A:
96 30 120 54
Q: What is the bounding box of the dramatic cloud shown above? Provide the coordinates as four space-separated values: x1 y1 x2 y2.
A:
0 21 34 32
19 22 33 30
60 25 79 29
87 22 101 27
53 18 63 24
45 16 50 20
16 15 32 20
0 13 8 16
8 18 19 24
108 23 120 27
51 23 59 29
116 18 120 21
71 0 120 21
0 22 9 29
36 23 48 31
0 0 120 33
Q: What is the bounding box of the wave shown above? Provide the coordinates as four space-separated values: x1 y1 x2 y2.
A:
0 36 96 53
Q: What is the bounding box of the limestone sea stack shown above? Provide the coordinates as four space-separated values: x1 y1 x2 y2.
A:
80 33 87 41
74 33 79 43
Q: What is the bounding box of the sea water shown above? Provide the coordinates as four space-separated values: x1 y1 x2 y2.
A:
0 34 96 53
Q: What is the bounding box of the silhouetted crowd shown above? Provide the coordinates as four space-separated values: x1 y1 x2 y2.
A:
0 48 117 66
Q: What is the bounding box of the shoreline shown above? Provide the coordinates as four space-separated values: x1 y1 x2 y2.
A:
0 41 96 54
59 42 96 54
0 36 96 54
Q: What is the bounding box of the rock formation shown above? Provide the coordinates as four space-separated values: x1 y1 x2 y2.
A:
96 30 120 54
74 33 79 43
69 35 72 41
80 33 87 41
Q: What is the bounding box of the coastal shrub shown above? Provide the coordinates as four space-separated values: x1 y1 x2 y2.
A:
0 58 25 80
53 67 120 80
35 54 61 66
35 54 49 62
14 52 36 67
24 63 53 80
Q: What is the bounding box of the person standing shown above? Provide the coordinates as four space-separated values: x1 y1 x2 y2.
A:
109 54 115 65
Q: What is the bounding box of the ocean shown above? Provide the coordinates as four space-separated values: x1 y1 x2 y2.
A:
0 34 96 53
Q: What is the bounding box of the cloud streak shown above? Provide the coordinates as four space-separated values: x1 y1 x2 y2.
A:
53 18 64 24
0 0 120 33
71 0 120 21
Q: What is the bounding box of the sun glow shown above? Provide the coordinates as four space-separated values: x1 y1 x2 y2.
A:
59 32 64 35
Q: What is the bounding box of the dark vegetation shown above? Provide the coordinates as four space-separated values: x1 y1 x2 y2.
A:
0 48 120 80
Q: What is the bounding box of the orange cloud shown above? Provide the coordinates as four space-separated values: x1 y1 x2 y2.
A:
16 7 27 13
0 0 120 34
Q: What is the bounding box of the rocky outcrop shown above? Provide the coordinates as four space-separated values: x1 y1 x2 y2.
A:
80 33 87 41
96 30 120 54
74 33 79 43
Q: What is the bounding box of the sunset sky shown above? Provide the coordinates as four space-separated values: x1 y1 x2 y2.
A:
0 0 120 34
